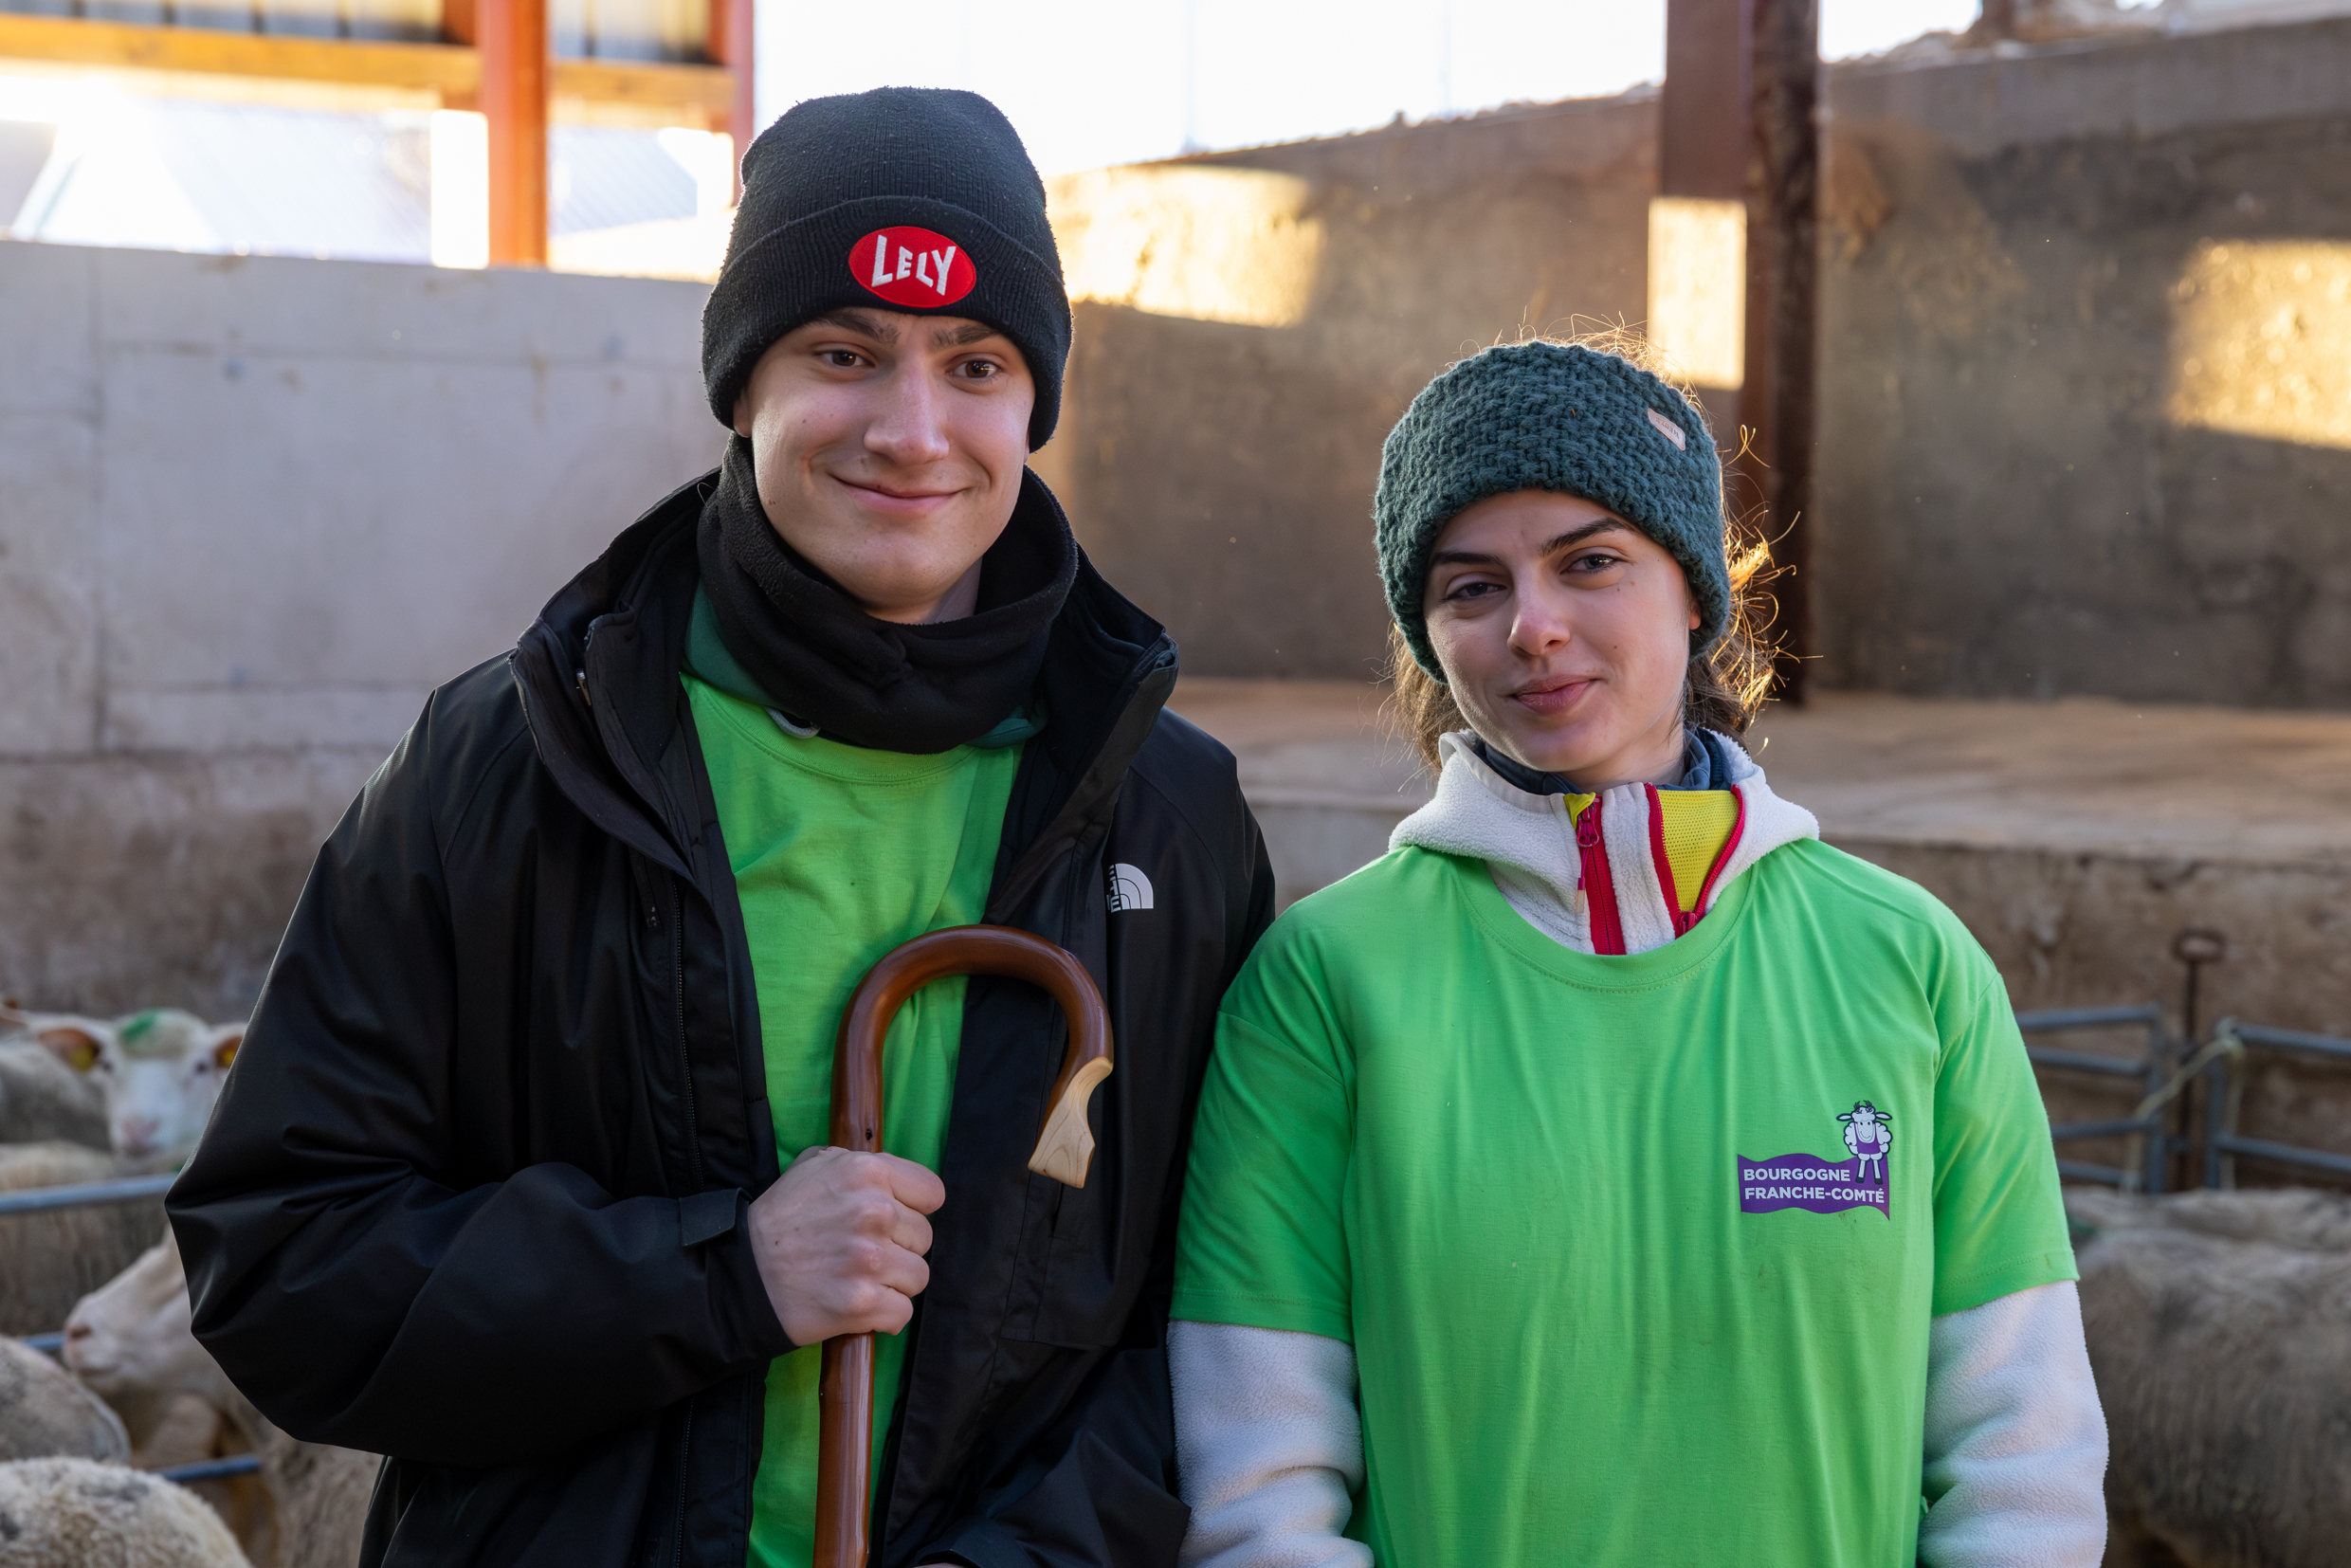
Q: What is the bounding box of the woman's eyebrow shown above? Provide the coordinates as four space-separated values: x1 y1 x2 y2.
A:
1430 518 1631 570
1539 520 1635 556
1428 547 1502 568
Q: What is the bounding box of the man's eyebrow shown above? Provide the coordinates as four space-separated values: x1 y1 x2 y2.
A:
1427 519 1631 570
807 308 897 342
930 319 1006 349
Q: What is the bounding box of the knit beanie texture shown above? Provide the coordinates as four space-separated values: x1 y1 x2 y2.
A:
1375 341 1730 680
702 87 1071 450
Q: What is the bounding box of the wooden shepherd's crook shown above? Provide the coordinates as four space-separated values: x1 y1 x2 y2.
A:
812 924 1114 1568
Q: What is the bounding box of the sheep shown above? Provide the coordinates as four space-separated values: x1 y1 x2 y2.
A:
2069 1185 2351 1568
0 1335 127 1463
64 1232 375 1568
63 1232 230 1455
0 1142 162 1340
0 1040 107 1150
55 1231 269 1546
0 1007 244 1165
0 1457 250 1567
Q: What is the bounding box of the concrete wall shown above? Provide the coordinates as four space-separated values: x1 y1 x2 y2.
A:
0 242 721 1018
1035 95 1656 681
1039 19 2351 708
1817 17 2351 705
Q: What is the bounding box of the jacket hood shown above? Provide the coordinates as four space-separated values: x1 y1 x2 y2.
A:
1390 729 1819 956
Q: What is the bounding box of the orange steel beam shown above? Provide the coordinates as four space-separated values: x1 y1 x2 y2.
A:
706 0 754 192
478 0 548 264
0 11 475 91
0 12 729 113
556 57 734 118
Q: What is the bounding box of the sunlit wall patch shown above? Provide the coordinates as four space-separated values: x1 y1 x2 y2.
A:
2169 240 2351 451
1048 166 1325 328
1646 196 1745 392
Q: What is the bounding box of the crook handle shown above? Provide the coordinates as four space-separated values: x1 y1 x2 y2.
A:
813 925 1115 1568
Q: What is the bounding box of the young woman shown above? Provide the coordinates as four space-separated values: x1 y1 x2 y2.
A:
1168 339 2107 1568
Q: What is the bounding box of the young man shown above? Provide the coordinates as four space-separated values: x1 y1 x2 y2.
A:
170 87 1274 1568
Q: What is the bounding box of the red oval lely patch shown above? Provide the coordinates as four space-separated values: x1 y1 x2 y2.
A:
847 226 978 307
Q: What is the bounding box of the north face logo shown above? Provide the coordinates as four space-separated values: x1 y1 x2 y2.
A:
1106 863 1154 913
848 226 977 308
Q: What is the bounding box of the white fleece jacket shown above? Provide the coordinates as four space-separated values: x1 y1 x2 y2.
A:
1390 729 1820 956
1173 732 2108 1567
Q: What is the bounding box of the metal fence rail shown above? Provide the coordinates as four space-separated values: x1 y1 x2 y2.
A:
2017 1004 2171 1192
0 1174 175 1218
155 1455 264 1484
2204 1018 2351 1187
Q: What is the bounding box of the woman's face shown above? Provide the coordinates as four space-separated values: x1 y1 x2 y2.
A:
1422 489 1701 792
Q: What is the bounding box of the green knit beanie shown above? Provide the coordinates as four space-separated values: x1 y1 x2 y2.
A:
1375 340 1729 681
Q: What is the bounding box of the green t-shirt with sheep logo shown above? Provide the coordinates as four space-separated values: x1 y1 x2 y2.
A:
1172 836 2076 1568
685 673 1021 1568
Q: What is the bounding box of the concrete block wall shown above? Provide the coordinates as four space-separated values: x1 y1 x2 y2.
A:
1817 18 2351 706
0 242 722 1018
1039 18 2351 710
1034 94 1657 682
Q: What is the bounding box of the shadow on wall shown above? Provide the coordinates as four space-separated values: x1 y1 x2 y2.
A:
1815 111 2351 707
1033 99 1657 681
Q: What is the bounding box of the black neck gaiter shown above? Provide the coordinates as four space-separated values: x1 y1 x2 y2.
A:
696 435 1078 754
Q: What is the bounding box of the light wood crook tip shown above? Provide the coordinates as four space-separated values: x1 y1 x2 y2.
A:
1027 1056 1113 1188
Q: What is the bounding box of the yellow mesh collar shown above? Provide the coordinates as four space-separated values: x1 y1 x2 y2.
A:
1566 791 1740 914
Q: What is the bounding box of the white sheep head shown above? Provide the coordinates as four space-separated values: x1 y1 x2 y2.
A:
9 1008 244 1162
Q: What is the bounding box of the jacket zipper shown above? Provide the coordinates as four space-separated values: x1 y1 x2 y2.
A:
1644 785 1695 939
1575 797 1628 956
663 870 701 1568
668 872 704 1192
668 1405 693 1568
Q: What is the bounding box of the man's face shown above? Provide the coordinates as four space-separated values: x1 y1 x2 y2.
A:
732 308 1034 625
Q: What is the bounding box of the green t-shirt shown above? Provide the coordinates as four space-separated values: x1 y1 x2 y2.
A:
1172 838 2074 1568
685 674 1021 1568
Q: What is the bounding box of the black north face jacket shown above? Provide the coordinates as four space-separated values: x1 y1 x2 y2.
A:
168 473 1276 1568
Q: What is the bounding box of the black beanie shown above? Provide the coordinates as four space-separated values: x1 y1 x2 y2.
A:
702 87 1071 451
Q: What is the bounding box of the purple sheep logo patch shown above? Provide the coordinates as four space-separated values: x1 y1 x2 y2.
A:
1739 1101 1893 1217
1838 1100 1893 1183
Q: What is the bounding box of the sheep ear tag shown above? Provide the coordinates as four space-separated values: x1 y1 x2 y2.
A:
1737 1099 1893 1218
211 1030 244 1070
37 1027 103 1074
847 226 977 308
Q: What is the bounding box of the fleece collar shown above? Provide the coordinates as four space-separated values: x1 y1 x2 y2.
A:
1389 729 1819 956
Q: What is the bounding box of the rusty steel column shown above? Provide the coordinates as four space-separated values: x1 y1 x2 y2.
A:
479 0 549 265
1660 0 1819 701
1740 0 1818 701
1661 0 1745 203
707 0 756 197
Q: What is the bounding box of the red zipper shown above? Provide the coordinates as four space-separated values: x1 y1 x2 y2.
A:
1686 784 1749 922
1575 797 1627 956
1645 784 1694 937
1643 782 1751 939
